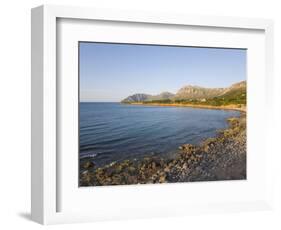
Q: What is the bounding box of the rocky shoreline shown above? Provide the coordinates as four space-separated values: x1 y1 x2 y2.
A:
80 111 246 186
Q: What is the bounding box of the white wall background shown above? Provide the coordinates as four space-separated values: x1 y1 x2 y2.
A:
0 0 280 229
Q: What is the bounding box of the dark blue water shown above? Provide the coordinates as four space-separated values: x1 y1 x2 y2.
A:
80 103 239 166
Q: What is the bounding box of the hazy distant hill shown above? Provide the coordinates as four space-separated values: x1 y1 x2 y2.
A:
152 92 175 100
121 93 151 103
122 81 246 104
122 92 175 103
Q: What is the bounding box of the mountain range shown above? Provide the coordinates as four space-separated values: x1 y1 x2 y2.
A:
121 81 246 103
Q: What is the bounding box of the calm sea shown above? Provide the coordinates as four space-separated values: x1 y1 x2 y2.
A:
80 102 239 166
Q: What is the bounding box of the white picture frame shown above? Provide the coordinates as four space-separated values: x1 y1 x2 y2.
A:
31 5 274 225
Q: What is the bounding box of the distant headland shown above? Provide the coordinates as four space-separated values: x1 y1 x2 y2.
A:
121 81 246 112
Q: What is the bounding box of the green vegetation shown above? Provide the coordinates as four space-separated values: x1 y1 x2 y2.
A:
143 99 173 104
142 88 246 106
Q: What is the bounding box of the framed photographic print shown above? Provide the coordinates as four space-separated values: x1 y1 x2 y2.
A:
78 42 247 187
31 5 274 225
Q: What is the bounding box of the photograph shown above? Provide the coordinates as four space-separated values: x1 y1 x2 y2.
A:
79 42 247 187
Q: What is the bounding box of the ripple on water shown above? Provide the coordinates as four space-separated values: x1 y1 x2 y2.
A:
79 102 240 166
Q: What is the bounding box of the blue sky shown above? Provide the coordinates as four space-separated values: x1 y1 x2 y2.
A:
79 42 246 102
